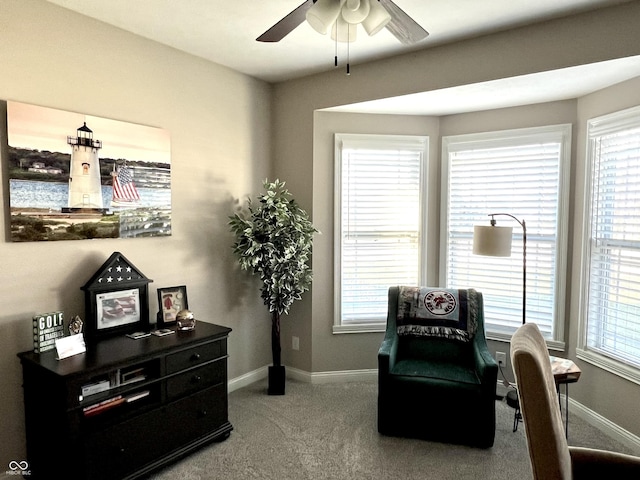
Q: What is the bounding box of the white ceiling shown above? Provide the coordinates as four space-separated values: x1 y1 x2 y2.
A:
44 0 640 114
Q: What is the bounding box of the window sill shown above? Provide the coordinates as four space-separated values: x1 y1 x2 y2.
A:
332 325 566 351
487 331 565 352
333 323 385 334
576 348 640 387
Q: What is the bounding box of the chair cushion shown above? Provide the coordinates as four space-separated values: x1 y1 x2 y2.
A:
390 358 480 385
396 287 478 342
398 335 471 362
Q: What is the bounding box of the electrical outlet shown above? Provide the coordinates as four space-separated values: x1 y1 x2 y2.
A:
496 351 507 366
292 336 300 351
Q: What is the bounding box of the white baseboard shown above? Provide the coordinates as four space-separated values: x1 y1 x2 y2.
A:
228 365 268 393
227 365 377 389
287 366 378 384
496 380 513 398
567 396 640 455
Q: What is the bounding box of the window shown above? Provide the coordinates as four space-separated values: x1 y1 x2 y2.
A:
334 134 428 333
579 106 640 382
442 125 571 344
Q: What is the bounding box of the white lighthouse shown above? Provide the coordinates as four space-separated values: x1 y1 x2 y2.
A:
66 122 104 211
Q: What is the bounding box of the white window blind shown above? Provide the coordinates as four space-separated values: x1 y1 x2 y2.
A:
584 106 640 369
335 134 427 329
442 126 570 340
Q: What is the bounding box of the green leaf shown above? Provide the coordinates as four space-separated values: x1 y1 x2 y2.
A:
229 179 319 318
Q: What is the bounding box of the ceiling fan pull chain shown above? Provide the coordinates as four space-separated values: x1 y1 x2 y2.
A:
335 20 339 67
346 24 351 75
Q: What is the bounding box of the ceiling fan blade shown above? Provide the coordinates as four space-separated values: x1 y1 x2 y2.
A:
379 0 429 45
257 0 315 42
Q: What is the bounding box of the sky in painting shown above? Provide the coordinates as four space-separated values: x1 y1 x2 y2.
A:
7 101 170 164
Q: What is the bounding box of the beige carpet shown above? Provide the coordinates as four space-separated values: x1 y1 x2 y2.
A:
149 379 634 480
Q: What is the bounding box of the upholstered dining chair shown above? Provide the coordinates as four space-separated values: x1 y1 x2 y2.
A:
378 286 497 447
511 323 640 479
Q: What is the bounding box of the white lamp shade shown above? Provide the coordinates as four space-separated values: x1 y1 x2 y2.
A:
362 0 391 35
331 15 358 42
342 0 371 24
306 0 344 35
473 225 513 257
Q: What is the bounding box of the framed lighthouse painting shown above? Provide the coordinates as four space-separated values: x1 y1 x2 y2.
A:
5 101 171 242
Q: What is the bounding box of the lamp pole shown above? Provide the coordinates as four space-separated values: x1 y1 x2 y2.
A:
488 213 527 325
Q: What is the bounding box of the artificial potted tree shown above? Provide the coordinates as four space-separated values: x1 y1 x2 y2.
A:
229 179 317 395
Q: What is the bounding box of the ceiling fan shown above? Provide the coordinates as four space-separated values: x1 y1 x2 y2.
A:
257 0 429 45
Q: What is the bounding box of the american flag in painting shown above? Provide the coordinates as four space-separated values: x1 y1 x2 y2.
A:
113 166 140 201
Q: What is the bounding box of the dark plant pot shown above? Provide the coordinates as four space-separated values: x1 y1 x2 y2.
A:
268 365 286 395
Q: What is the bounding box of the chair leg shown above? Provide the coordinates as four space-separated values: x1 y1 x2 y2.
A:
506 389 522 432
513 407 522 432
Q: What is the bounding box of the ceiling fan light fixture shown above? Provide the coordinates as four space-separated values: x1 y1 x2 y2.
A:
306 0 345 35
362 0 391 36
341 0 371 24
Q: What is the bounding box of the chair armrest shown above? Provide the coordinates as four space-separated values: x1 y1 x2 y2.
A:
570 446 640 478
378 327 398 375
379 287 400 375
470 292 498 386
472 334 498 386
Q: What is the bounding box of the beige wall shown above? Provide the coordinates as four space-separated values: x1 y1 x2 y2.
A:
272 1 640 440
304 101 578 374
4 0 640 470
304 112 440 373
0 0 273 467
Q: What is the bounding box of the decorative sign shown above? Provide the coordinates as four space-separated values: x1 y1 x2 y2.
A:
33 311 65 353
424 290 457 316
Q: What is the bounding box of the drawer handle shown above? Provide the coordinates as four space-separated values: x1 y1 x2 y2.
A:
191 375 202 384
190 353 201 361
199 409 208 418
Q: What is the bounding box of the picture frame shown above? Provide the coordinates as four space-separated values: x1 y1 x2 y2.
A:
6 100 172 242
157 285 188 327
82 252 152 342
85 285 151 341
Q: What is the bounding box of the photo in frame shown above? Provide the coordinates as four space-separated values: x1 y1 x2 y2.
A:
96 288 141 330
5 100 172 242
157 286 188 327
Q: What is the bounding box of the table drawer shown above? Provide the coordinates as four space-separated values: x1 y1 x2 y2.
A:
165 340 224 374
164 384 228 447
166 360 225 400
84 407 169 480
84 385 227 480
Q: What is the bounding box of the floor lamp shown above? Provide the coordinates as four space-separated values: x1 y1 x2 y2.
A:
472 213 527 325
473 213 527 432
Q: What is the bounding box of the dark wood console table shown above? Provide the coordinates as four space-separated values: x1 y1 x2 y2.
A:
18 322 232 480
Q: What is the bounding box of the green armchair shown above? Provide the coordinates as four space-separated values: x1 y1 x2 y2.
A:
378 286 498 447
